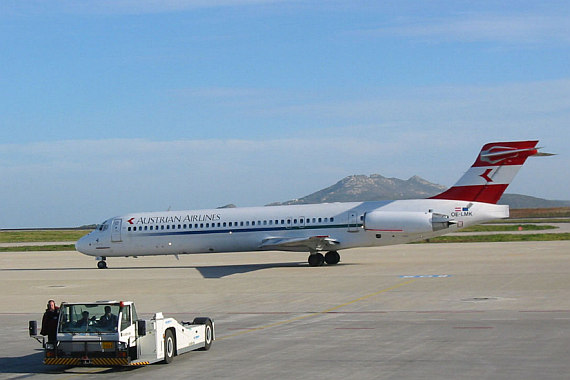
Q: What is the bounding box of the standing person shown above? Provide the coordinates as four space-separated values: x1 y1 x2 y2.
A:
40 300 59 342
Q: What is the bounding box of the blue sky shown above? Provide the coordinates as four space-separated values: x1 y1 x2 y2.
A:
1 0 569 228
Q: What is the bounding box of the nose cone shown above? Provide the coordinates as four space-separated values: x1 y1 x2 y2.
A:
75 234 92 255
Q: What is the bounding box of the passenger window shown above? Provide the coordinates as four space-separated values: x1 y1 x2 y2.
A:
318 218 322 223
252 221 255 226
330 217 334 222
144 226 148 231
263 221 267 225
128 227 131 231
206 223 209 228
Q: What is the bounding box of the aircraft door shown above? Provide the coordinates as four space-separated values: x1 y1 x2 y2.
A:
111 219 122 242
348 212 359 232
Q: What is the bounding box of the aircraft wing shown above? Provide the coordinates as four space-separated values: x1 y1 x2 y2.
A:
259 235 340 252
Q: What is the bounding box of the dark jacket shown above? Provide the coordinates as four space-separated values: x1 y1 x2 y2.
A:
40 307 59 341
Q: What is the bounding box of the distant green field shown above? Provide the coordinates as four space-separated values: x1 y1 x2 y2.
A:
0 230 91 243
0 244 76 252
458 224 557 232
419 233 570 243
1 224 568 251
486 219 570 224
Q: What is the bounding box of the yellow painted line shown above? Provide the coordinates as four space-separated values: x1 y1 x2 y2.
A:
217 278 417 341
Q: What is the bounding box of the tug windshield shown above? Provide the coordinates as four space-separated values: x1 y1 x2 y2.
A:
59 304 121 333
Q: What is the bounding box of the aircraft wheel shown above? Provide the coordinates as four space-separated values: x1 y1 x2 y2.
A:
163 329 175 364
325 251 340 265
308 253 324 267
97 260 107 269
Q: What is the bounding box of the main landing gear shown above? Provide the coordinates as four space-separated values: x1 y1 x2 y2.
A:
97 256 107 269
308 251 340 267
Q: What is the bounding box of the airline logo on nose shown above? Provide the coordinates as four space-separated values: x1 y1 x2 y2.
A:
127 218 135 224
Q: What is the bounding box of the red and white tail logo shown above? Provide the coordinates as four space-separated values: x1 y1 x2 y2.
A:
430 140 539 204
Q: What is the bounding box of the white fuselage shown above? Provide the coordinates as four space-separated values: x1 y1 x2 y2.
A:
75 199 508 258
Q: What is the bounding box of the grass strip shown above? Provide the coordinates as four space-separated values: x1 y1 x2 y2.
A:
458 224 557 232
0 230 90 243
0 245 77 252
486 219 570 224
417 233 570 243
3 233 570 251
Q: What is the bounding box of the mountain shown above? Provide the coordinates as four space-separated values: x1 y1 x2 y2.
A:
498 194 570 209
268 174 569 209
269 174 445 205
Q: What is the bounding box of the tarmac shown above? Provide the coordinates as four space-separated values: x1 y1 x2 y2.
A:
1 241 569 379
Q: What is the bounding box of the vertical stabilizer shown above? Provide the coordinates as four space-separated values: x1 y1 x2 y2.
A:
430 140 539 204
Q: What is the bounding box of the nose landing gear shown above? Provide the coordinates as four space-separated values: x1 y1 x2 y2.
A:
96 257 107 269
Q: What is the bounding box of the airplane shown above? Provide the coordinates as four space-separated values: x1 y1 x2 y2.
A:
76 140 549 269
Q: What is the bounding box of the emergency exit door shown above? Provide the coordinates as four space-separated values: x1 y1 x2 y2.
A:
111 219 122 242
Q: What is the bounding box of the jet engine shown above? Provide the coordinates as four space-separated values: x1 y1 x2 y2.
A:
363 211 453 233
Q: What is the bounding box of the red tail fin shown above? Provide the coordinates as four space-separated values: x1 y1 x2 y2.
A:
430 140 539 204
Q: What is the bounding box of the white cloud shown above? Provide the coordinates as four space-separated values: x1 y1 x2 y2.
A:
355 13 570 45
2 79 569 228
1 0 288 16
0 137 400 227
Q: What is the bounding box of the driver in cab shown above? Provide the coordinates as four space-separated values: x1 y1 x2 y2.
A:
75 311 93 329
98 306 118 329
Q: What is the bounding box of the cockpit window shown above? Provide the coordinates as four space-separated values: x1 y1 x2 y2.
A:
98 221 109 231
